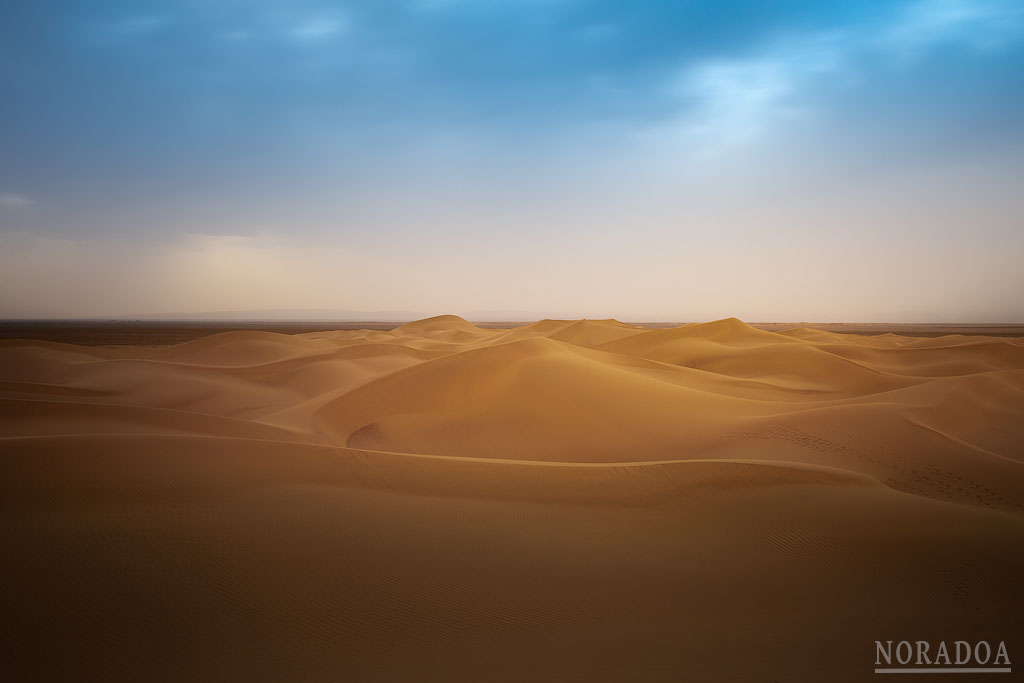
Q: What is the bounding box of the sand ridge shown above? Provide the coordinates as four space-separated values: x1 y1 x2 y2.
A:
1 315 1023 682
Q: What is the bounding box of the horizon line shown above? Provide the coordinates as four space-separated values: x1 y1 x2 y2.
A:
3 316 1024 327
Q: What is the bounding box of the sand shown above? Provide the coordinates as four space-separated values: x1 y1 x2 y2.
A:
1 315 1022 681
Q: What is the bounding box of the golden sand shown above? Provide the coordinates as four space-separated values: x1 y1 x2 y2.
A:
2 316 1022 681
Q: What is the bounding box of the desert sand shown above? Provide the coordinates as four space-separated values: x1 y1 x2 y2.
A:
1 315 1022 681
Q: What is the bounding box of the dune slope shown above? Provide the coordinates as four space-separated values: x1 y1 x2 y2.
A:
1 316 1022 682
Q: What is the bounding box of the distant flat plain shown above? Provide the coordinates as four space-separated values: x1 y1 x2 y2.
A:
3 319 1022 346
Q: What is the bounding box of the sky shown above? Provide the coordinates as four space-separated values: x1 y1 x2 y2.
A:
1 0 1023 321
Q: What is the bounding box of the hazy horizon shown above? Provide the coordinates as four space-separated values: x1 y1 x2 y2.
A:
2 1 1023 321
7 308 1024 324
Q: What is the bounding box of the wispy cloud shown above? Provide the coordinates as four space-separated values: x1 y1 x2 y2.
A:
209 12 350 48
288 16 347 43
0 193 34 209
86 15 172 42
276 10 352 46
668 0 1024 156
885 0 1024 54
673 45 834 153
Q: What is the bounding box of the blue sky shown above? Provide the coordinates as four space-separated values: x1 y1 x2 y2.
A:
2 0 1023 319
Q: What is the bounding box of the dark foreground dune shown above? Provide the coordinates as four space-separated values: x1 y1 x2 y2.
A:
1 316 1023 681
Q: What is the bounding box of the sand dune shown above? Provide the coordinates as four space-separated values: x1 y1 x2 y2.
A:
1 316 1023 681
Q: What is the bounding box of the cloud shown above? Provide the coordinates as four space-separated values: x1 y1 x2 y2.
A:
285 14 350 43
663 0 1024 157
87 15 172 42
885 0 1024 54
0 231 368 317
659 33 845 156
0 193 34 209
673 53 815 152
